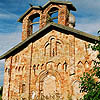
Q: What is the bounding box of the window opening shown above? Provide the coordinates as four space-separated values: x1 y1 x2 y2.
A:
15 56 18 63
5 68 7 72
32 17 40 33
22 98 26 100
50 11 58 23
18 67 21 71
48 8 58 23
33 65 36 75
22 84 25 93
29 13 40 33
64 61 67 71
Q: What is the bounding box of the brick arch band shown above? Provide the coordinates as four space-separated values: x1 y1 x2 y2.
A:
36 69 63 98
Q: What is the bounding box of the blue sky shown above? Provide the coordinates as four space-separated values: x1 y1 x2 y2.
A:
0 0 100 86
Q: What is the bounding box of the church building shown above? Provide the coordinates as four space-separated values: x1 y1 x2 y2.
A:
0 0 99 100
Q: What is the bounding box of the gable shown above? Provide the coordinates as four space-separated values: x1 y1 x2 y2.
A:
0 22 99 60
32 30 69 65
2 23 98 100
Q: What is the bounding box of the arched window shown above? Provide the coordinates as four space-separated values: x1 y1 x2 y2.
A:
85 61 89 69
5 68 8 72
50 37 56 57
22 84 25 93
18 67 21 71
15 56 19 63
22 66 24 71
44 36 63 57
47 7 58 23
77 61 84 76
29 13 40 33
33 65 36 75
57 63 62 70
63 61 67 72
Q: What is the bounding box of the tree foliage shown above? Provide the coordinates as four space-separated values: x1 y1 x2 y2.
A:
80 32 100 100
0 86 3 100
0 86 3 95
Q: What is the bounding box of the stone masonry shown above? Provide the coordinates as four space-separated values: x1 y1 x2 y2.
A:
1 1 98 100
22 2 69 41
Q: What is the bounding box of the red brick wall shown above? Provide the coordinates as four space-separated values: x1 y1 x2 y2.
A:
3 30 97 100
22 4 69 41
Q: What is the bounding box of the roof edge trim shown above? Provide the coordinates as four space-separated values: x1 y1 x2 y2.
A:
0 22 98 60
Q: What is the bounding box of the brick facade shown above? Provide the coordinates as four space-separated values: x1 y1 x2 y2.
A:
2 29 97 100
1 1 98 100
22 3 70 41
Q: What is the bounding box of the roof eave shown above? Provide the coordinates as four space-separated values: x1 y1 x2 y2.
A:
18 1 76 23
53 23 99 41
0 22 98 60
17 6 41 23
0 23 51 60
49 1 76 11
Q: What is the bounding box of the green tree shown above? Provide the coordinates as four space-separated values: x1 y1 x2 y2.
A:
80 31 100 100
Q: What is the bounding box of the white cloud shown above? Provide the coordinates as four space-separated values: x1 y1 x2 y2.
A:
0 25 21 86
70 0 100 35
0 8 19 20
0 25 22 55
0 32 21 55
74 16 100 35
72 0 100 13
0 60 4 65
0 13 18 19
75 23 100 36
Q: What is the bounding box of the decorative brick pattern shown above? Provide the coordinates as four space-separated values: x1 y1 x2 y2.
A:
2 30 97 100
2 2 97 100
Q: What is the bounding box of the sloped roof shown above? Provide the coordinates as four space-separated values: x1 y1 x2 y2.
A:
18 0 76 23
0 22 99 60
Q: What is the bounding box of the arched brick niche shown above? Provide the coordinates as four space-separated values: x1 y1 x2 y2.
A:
35 69 62 99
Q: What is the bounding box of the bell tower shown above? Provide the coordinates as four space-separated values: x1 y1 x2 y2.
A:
18 0 76 41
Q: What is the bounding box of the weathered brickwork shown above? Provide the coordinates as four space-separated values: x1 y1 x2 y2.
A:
2 1 98 100
2 30 97 100
22 3 69 41
2 57 12 100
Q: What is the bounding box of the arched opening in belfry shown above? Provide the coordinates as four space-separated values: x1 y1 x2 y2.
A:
48 7 58 23
29 13 40 33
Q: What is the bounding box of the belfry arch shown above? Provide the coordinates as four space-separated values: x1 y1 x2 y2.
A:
29 13 40 34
